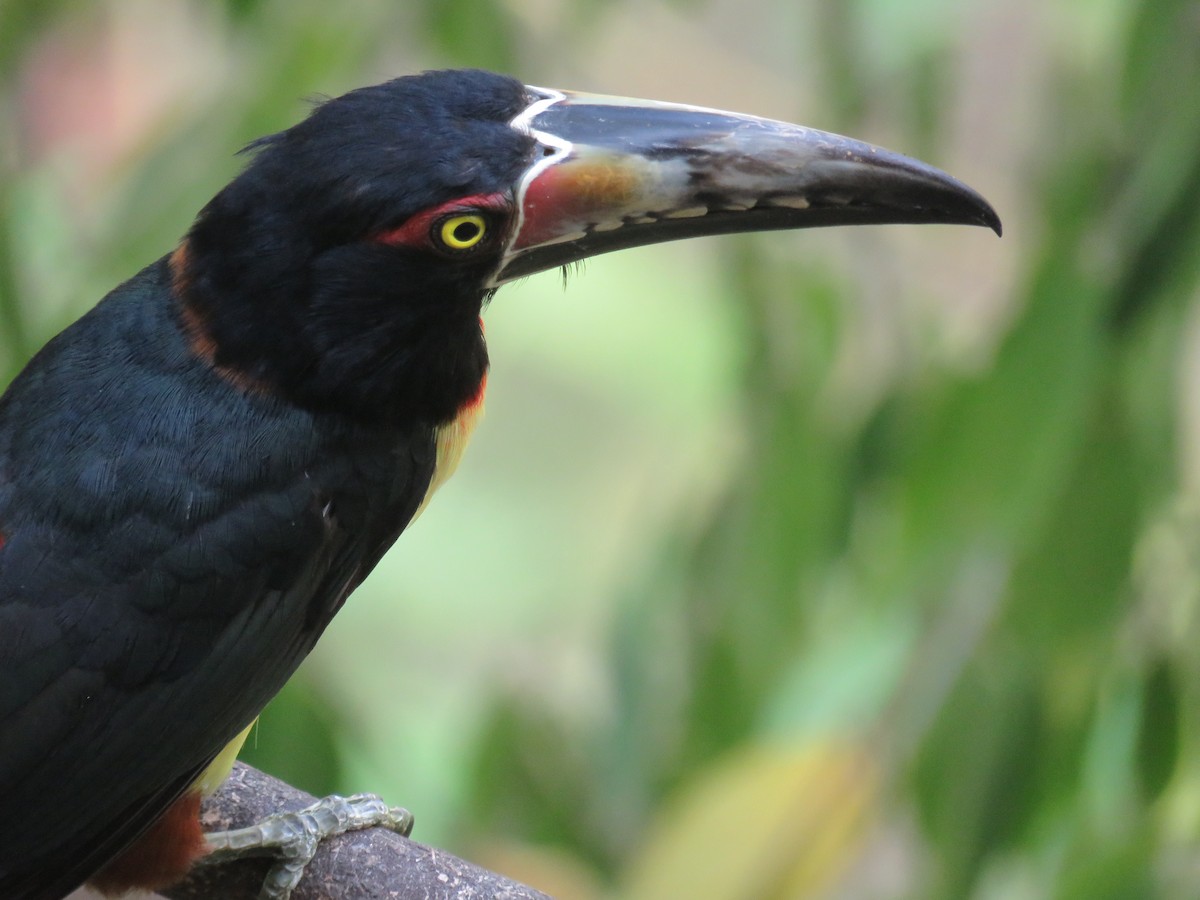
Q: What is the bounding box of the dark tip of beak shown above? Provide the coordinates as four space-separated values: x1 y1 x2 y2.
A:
985 207 1003 237
827 148 1002 236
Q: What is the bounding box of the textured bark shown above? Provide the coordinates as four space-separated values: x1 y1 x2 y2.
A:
160 762 552 900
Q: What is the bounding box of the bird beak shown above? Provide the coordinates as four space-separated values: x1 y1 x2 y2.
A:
490 88 1000 286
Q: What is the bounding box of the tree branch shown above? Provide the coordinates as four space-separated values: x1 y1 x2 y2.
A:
160 763 552 900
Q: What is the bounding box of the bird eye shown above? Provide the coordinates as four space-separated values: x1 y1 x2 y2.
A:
437 214 488 251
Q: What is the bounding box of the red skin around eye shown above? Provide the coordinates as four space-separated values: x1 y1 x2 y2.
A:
374 192 512 248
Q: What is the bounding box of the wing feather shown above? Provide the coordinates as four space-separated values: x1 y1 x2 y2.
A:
0 262 437 897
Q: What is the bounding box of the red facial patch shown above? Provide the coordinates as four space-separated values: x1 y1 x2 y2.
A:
512 157 641 251
374 192 512 249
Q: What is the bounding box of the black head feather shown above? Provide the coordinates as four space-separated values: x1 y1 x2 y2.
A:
180 69 536 424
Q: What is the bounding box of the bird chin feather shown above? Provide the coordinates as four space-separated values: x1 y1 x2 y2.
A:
560 260 586 290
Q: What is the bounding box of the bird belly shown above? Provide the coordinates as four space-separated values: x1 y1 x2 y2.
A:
88 792 206 895
86 721 255 895
412 372 486 520
195 721 256 796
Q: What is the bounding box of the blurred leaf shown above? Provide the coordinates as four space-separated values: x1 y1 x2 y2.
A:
907 44 952 162
1055 835 1157 900
603 552 693 831
624 740 877 900
897 257 1105 571
421 0 517 73
1109 0 1200 327
1134 657 1180 803
674 246 856 767
0 0 78 78
1117 298 1187 504
0 182 28 376
238 677 345 798
1120 0 1200 121
222 0 268 22
471 840 603 900
913 657 1043 898
1004 382 1138 649
814 0 868 129
467 699 603 866
1107 113 1200 329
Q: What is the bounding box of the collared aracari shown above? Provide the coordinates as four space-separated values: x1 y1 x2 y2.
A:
0 68 999 899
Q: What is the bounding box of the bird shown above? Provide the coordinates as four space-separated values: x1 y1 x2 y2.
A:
0 68 1000 900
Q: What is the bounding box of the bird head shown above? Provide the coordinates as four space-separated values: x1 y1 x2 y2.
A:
175 69 998 424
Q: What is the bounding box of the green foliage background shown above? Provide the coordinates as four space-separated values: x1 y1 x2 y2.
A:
3 1 1200 897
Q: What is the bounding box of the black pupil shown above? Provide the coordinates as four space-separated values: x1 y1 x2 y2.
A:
452 220 480 243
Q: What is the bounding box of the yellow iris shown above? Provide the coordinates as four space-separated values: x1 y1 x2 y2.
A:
439 214 487 250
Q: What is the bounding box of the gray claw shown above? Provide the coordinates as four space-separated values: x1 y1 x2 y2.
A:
202 793 414 899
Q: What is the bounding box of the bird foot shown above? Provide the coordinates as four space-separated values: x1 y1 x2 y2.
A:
200 793 414 899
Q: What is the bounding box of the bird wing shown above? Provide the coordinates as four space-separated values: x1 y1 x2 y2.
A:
0 261 438 898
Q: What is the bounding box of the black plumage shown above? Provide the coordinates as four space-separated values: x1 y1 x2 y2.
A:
0 70 522 899
0 67 998 899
